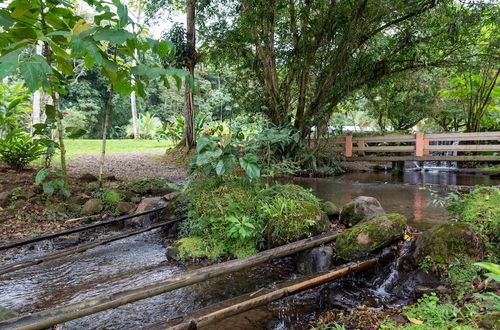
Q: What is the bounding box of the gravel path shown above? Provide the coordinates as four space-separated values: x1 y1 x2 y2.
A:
67 150 187 182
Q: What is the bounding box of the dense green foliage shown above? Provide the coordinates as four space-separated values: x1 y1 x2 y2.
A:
181 177 327 258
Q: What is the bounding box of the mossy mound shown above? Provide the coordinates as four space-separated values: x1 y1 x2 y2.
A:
119 178 175 196
335 213 407 261
413 222 484 265
181 177 329 258
264 199 329 247
458 187 499 241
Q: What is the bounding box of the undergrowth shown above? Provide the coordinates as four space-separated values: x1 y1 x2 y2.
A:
179 177 327 258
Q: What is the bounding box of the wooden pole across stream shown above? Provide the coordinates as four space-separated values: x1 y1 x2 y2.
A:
0 207 168 251
0 216 185 276
0 231 340 330
161 257 379 330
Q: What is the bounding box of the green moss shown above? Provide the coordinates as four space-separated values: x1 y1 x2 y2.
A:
335 213 407 260
173 237 225 259
182 177 328 258
459 187 499 242
119 178 174 196
263 199 329 247
414 222 484 265
102 190 122 205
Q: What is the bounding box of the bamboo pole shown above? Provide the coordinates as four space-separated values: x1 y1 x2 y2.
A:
0 232 340 330
0 217 185 276
0 207 167 251
165 257 379 330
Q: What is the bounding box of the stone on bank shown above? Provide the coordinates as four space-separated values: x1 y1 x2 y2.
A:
335 213 407 261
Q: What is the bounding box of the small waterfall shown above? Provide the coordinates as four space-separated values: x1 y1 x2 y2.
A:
416 140 458 170
374 240 413 296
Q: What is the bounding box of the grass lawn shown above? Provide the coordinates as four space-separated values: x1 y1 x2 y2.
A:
34 139 174 164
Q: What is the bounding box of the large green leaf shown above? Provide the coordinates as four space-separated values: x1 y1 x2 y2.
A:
94 27 134 44
239 153 261 179
115 1 129 28
0 10 14 28
196 149 223 166
19 55 53 91
65 127 87 139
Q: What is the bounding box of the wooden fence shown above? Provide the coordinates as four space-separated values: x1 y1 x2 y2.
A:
317 131 500 161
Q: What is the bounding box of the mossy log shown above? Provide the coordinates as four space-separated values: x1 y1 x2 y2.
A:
0 216 185 276
0 207 168 251
0 231 340 330
155 257 379 330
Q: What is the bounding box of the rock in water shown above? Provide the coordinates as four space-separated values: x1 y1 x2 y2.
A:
125 197 168 227
296 246 334 274
339 196 385 227
412 222 484 264
335 213 407 261
81 198 104 215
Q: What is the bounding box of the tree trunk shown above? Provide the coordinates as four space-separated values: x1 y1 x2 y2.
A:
98 87 113 187
30 41 44 135
182 0 196 149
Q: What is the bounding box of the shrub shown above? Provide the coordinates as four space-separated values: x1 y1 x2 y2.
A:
0 130 45 170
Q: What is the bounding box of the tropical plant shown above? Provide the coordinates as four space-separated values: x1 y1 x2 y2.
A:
0 130 46 170
190 135 261 180
125 112 162 138
35 168 70 197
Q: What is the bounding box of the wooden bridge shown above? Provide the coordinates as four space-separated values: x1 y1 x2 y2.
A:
319 131 500 162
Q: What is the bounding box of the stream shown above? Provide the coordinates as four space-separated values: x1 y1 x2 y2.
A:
1 171 498 329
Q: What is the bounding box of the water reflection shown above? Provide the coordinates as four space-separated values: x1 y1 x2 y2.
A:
277 171 498 230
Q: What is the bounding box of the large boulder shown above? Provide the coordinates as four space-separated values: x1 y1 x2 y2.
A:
412 222 484 265
339 196 385 227
335 213 407 261
81 198 103 215
296 246 334 274
124 197 168 227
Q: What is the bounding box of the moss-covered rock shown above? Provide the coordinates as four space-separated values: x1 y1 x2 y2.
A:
81 198 103 215
335 213 407 261
120 178 176 196
413 222 484 265
322 201 339 220
339 196 385 227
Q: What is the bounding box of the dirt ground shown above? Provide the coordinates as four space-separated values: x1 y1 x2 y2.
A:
67 150 188 182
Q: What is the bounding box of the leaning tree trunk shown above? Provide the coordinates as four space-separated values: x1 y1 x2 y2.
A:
182 0 197 150
98 87 113 187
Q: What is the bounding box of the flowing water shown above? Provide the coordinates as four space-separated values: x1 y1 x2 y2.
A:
1 171 498 329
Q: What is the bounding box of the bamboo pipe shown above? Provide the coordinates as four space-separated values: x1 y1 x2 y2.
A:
0 231 340 330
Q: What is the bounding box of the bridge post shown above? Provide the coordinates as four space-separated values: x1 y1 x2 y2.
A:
423 136 430 156
345 136 353 157
415 132 424 157
357 140 365 155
